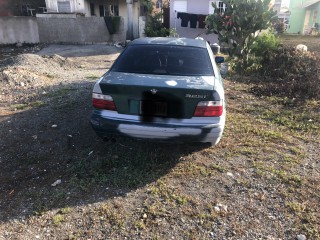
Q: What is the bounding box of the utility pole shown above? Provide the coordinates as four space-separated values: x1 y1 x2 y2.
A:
126 0 134 40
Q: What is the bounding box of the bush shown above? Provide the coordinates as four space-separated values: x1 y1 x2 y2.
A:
273 19 285 34
251 47 320 100
144 12 170 37
251 33 281 57
230 32 281 73
205 0 276 71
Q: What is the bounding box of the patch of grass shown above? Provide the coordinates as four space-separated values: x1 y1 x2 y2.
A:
172 161 215 177
285 201 306 213
258 129 284 141
143 200 168 220
30 100 46 108
97 204 126 230
240 121 285 142
282 155 301 165
305 99 320 108
69 144 179 190
270 114 318 132
239 147 258 156
59 207 72 214
210 163 226 173
244 104 319 133
10 101 46 111
272 170 302 186
302 222 320 239
47 87 78 97
33 204 48 216
53 190 68 201
52 214 65 226
10 103 28 110
86 74 100 80
52 98 80 111
149 180 189 205
250 156 302 187
285 200 319 237
134 219 146 230
289 146 304 157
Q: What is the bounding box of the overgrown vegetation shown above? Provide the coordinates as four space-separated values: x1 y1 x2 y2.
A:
206 0 276 69
273 19 285 34
141 0 171 37
144 12 171 37
208 0 319 101
237 33 320 100
252 47 320 100
251 32 281 58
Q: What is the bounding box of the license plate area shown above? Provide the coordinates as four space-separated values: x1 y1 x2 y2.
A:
140 101 167 117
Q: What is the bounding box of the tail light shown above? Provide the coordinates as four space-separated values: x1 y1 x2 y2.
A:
194 100 223 117
92 93 117 111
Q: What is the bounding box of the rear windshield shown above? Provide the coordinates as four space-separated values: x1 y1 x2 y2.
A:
111 45 214 76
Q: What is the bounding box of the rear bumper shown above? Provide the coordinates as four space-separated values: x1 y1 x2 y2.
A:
90 110 225 144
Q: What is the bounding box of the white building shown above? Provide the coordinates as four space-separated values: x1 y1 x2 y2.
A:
44 0 143 39
169 0 222 43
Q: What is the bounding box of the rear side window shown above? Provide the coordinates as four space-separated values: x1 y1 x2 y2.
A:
111 45 214 76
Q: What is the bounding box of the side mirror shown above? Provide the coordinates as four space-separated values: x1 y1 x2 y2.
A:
215 56 224 64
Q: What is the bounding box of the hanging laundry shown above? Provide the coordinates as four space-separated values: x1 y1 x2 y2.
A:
189 14 198 28
177 12 190 27
198 15 207 29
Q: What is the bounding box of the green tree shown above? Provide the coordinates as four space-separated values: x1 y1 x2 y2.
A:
141 0 170 37
206 0 276 71
144 12 171 37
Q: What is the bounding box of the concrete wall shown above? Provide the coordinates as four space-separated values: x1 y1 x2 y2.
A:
288 0 306 34
0 17 39 44
37 14 126 43
139 16 146 38
133 0 140 39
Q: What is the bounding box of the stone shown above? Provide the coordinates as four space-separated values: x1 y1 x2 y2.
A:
296 234 306 240
296 44 308 52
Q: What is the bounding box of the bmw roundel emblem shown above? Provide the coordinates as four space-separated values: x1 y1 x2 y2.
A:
150 88 158 94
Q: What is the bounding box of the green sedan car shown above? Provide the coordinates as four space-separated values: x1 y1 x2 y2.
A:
90 37 226 145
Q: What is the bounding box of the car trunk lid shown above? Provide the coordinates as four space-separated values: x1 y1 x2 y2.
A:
98 72 219 119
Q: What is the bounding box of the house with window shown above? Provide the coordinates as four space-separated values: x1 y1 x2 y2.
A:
287 0 320 34
0 0 46 16
169 0 219 43
0 0 13 16
45 0 119 16
43 0 143 40
271 0 290 25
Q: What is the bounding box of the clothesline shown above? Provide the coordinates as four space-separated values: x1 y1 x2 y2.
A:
176 12 207 29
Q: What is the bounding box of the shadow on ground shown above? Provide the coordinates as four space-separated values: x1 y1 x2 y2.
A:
0 80 208 222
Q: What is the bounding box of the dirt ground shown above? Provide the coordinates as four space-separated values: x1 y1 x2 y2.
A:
0 40 319 239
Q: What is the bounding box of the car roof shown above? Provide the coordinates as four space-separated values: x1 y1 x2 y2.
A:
128 37 208 48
